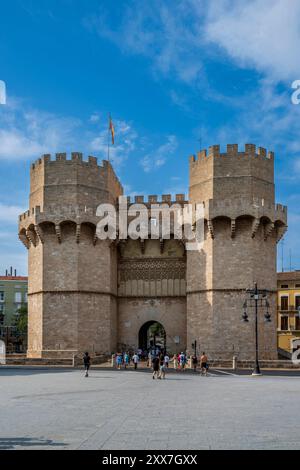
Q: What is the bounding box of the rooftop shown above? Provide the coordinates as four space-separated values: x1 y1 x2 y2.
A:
277 271 300 282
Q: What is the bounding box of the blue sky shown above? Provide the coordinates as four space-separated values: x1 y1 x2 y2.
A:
0 0 300 275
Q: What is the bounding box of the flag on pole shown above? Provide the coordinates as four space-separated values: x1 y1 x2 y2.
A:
109 114 115 145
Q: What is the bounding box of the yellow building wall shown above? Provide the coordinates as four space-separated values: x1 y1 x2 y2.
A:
277 279 300 354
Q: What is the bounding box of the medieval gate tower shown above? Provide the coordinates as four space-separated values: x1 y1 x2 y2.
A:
19 145 287 360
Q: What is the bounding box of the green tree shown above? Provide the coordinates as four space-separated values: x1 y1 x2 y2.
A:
148 322 165 347
14 304 28 334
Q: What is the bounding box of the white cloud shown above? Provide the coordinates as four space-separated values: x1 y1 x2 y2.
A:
140 135 178 172
85 1 205 84
86 0 300 85
294 159 300 173
0 203 26 224
205 0 300 82
0 102 81 160
90 113 100 123
0 99 137 167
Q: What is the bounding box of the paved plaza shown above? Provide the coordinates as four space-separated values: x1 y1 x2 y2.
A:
0 367 300 450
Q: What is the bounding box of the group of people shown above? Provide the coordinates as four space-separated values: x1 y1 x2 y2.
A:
83 350 209 378
115 351 139 370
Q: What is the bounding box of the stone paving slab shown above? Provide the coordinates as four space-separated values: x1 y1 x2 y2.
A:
0 368 300 450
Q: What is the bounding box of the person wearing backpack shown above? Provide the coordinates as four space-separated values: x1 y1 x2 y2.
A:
152 355 160 379
83 352 91 377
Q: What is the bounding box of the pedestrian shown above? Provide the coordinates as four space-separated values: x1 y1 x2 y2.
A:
159 353 166 379
179 352 186 370
164 353 170 368
200 352 208 376
191 354 198 372
124 352 129 369
152 355 160 379
83 351 91 377
147 351 152 367
116 352 122 370
132 352 139 370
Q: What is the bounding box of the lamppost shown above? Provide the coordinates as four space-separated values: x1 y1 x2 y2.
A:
242 282 271 376
191 340 197 357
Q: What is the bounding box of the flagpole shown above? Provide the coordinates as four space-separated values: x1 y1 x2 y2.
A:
107 113 110 161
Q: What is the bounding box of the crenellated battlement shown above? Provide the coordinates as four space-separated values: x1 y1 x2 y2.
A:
204 197 287 223
31 152 105 170
29 152 123 211
189 143 275 204
189 143 274 163
125 194 187 205
30 152 122 192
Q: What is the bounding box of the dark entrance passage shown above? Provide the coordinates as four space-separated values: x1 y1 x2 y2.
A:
138 321 166 351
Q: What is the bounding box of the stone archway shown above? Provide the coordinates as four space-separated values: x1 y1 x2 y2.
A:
138 321 166 351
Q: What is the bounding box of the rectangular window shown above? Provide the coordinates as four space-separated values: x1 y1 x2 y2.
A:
295 316 300 331
296 284 300 288
24 292 28 303
295 296 300 310
0 291 4 302
280 296 289 310
281 316 289 330
0 304 4 313
14 292 22 303
281 284 289 288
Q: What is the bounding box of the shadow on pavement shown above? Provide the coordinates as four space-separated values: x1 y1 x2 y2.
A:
0 368 75 376
0 437 67 450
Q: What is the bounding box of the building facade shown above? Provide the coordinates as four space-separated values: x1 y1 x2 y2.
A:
277 271 300 355
0 269 28 326
18 145 287 360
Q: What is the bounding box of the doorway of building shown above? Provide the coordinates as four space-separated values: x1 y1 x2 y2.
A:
138 321 166 352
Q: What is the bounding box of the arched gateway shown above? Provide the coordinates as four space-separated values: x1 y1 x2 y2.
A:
117 238 187 354
138 321 166 351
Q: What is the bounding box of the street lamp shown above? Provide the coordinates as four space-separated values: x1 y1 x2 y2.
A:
242 283 271 376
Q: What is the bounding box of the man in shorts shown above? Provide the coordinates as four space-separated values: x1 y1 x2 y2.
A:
200 352 208 376
83 351 91 377
152 355 160 379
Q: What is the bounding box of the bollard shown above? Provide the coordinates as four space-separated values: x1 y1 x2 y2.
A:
111 354 115 368
232 354 238 371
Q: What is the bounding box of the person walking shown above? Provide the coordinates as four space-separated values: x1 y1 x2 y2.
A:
83 351 91 377
200 352 208 376
164 353 170 368
159 353 166 379
179 352 186 371
116 353 122 370
124 352 129 369
147 351 152 367
132 352 139 370
191 354 198 372
152 355 160 379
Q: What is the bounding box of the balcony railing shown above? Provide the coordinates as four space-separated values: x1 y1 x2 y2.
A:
278 305 300 312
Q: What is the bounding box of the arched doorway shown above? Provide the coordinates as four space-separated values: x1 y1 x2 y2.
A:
138 321 166 351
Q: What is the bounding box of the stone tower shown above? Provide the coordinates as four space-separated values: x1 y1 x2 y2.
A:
19 144 287 360
19 153 122 358
187 144 287 359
